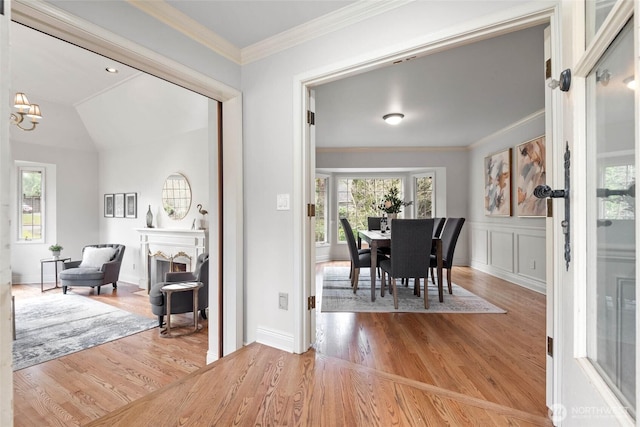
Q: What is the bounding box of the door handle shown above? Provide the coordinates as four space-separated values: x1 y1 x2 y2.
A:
534 142 571 270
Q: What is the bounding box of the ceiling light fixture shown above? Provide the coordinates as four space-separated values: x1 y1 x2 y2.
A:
624 76 636 90
383 113 404 125
105 67 119 73
10 92 43 132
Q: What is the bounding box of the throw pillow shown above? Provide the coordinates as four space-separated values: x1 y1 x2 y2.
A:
80 247 116 268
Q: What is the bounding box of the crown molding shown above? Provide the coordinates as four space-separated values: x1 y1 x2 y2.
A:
316 145 467 154
241 0 414 64
467 109 545 150
126 0 241 64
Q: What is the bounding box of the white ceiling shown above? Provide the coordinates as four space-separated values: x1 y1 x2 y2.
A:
9 1 545 151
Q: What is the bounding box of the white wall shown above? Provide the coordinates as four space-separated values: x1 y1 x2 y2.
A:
10 142 99 283
467 113 546 293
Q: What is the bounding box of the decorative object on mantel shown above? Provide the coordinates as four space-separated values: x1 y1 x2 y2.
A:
48 244 63 259
191 219 196 230
197 204 208 230
146 205 154 228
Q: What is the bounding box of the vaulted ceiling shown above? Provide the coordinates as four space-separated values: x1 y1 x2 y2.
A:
9 1 545 152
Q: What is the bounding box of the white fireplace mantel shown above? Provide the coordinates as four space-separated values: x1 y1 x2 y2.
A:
136 228 207 291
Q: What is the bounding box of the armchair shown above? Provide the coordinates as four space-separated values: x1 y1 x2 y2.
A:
59 244 126 295
149 253 209 328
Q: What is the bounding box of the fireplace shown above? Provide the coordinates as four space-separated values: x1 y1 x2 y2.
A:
136 229 207 291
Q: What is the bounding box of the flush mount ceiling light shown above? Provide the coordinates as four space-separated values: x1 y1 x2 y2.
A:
105 66 119 73
10 92 43 132
623 76 636 90
383 113 404 125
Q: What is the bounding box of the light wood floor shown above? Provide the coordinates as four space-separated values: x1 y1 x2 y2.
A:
13 264 551 426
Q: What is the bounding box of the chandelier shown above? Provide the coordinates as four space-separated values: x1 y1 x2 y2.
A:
10 92 43 131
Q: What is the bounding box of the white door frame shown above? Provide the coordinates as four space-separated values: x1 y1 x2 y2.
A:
8 0 245 361
293 4 559 357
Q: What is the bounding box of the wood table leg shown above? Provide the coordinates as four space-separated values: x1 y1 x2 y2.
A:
370 240 378 302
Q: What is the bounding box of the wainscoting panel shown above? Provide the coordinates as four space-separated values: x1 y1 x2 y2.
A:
490 230 514 273
470 222 546 294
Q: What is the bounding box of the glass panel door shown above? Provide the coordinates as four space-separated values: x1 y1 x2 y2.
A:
586 18 636 417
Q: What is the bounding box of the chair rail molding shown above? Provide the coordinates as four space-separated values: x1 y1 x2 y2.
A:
135 228 207 291
469 221 546 294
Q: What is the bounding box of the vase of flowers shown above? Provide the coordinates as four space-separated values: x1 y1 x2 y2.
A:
377 187 412 230
48 244 63 259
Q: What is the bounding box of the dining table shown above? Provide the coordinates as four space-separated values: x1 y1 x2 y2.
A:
357 229 443 303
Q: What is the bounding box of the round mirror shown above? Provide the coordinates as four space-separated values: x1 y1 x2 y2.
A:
162 173 192 220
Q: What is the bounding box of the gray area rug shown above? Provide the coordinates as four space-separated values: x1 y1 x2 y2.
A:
13 293 157 370
321 266 506 314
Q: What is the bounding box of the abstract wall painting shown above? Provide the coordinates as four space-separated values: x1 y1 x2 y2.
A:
516 136 546 217
484 148 512 216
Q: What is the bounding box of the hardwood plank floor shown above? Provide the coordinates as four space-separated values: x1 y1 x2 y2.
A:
13 265 551 426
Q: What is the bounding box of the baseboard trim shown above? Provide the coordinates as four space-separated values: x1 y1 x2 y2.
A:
256 327 294 353
471 262 545 294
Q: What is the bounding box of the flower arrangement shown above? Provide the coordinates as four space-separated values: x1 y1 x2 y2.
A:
376 186 413 214
48 244 63 252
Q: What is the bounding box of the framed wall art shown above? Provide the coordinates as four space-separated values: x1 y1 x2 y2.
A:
125 192 137 218
484 148 512 216
516 136 546 217
104 194 114 217
114 193 125 218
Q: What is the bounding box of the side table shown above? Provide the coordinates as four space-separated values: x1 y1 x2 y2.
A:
40 257 71 292
160 281 203 337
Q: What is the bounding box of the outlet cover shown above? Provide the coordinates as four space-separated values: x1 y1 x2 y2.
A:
279 292 288 310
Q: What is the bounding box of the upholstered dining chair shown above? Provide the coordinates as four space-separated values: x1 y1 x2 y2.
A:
430 217 465 295
379 219 434 309
340 217 386 292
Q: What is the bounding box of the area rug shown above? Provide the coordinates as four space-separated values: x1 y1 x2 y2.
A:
321 266 506 314
13 293 157 370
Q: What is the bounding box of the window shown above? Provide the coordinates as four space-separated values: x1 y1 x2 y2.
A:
414 174 434 218
598 157 635 220
18 166 45 241
315 176 328 244
337 177 403 241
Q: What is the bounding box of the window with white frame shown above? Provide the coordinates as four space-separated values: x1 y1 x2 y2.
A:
337 177 403 242
598 154 635 221
414 173 434 218
18 165 45 242
315 176 328 244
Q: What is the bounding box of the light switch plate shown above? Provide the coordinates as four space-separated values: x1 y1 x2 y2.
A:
276 193 290 210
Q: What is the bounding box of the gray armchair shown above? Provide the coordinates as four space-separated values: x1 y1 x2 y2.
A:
149 253 209 328
60 244 126 295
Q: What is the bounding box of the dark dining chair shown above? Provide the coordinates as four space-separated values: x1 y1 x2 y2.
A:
340 217 386 292
430 217 465 295
379 219 434 309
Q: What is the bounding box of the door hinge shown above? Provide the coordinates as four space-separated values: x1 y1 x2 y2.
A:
545 58 552 79
308 295 316 310
307 203 316 217
307 110 315 125
547 336 553 357
547 198 553 217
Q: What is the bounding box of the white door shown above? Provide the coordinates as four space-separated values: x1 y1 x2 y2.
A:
304 88 317 348
554 1 637 425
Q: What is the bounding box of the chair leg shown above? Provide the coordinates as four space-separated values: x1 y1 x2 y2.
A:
380 270 386 297
63 286 68 294
391 278 399 309
414 278 420 297
447 268 453 294
423 276 429 309
200 309 207 320
113 282 117 289
352 268 360 293
158 315 164 328
430 267 435 285
96 286 100 295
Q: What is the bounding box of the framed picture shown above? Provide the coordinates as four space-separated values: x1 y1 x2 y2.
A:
516 136 546 217
114 193 125 218
125 193 137 218
104 194 114 218
484 148 512 216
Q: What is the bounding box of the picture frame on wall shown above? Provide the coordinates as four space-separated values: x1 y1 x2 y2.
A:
104 194 114 218
484 148 512 216
516 136 546 217
114 193 125 218
125 193 137 218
